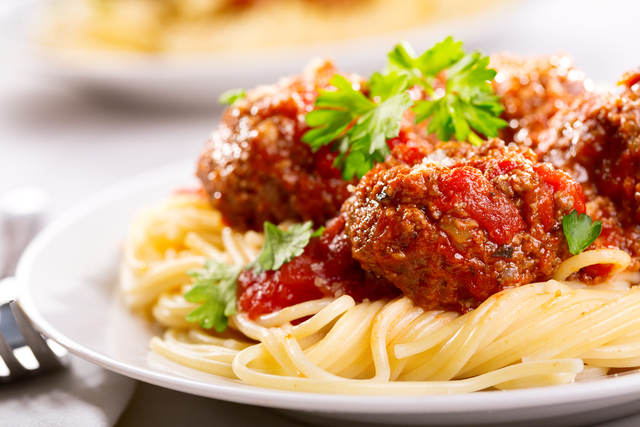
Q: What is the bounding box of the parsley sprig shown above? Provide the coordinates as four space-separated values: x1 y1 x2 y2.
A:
184 221 323 331
303 75 412 180
248 221 324 274
184 261 242 333
302 37 507 179
562 210 602 255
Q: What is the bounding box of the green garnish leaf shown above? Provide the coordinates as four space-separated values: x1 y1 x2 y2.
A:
369 72 410 102
184 221 324 331
219 88 246 105
249 221 319 274
387 38 464 85
184 259 242 332
302 74 374 151
423 52 506 144
302 36 507 178
302 74 412 180
311 226 325 238
339 150 374 182
562 210 602 256
404 47 507 144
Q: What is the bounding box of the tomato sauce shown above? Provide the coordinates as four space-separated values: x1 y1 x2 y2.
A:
438 167 526 245
236 215 399 319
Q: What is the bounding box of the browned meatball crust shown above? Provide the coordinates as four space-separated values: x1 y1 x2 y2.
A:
491 54 586 150
343 140 586 312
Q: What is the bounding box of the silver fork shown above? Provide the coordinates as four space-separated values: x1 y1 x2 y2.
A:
0 187 68 382
0 301 67 382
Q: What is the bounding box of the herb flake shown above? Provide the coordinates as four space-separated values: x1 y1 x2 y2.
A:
184 260 242 332
219 88 246 105
248 221 320 274
562 209 602 255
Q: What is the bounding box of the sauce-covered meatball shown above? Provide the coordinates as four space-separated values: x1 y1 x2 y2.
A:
491 54 586 150
197 61 358 231
343 140 586 312
537 71 640 269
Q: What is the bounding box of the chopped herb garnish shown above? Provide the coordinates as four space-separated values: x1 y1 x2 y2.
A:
248 221 321 274
311 226 325 238
562 209 602 255
302 36 507 179
184 260 242 332
302 75 412 180
185 221 324 330
219 88 246 105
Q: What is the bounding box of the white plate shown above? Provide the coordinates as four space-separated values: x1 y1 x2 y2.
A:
0 0 512 109
15 159 640 427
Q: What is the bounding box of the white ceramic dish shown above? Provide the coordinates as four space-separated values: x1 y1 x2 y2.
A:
14 159 640 426
0 0 511 109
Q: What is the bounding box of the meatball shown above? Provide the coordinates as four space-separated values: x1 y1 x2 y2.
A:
537 71 640 269
343 140 586 312
197 60 358 231
491 54 586 150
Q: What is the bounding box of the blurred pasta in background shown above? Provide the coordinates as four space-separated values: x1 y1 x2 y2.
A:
39 0 506 53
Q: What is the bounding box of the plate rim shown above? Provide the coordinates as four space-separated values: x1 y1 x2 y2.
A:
14 159 640 415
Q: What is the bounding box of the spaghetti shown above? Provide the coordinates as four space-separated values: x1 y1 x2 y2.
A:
120 192 640 394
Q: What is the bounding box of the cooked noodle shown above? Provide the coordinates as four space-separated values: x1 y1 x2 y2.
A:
120 193 640 393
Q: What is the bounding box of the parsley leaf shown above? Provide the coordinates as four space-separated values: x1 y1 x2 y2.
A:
219 88 246 105
302 74 412 180
303 75 369 150
387 38 464 87
429 52 506 145
249 221 320 274
562 210 602 255
369 72 410 102
184 260 242 332
184 221 324 331
311 226 325 238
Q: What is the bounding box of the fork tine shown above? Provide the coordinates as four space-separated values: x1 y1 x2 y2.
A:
0 328 27 378
10 301 65 372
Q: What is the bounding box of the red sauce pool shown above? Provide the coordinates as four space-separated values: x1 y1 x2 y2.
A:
236 215 399 319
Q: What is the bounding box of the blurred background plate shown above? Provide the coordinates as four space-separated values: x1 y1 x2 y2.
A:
2 0 639 111
0 0 510 109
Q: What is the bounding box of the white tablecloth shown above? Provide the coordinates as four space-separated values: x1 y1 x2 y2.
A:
0 355 135 427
